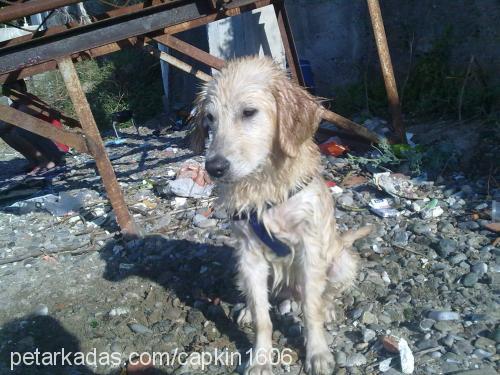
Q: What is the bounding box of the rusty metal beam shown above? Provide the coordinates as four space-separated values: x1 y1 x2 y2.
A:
320 108 381 144
3 87 81 128
0 0 270 75
0 0 82 23
143 44 212 81
366 0 405 142
274 0 304 86
155 34 225 71
0 0 275 83
57 57 140 236
0 104 88 153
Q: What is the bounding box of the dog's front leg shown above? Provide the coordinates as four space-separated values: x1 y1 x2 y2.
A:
237 245 273 375
300 243 335 375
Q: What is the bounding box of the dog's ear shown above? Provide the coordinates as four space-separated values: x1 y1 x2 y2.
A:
273 77 320 157
188 89 209 154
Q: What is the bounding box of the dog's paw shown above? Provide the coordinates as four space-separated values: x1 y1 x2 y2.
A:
304 351 335 375
244 363 272 375
236 306 253 326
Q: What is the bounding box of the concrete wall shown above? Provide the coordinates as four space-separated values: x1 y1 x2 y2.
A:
207 5 285 67
163 0 499 110
286 0 500 98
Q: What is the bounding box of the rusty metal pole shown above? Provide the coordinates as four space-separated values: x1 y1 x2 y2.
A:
273 0 305 86
57 57 140 236
366 0 405 143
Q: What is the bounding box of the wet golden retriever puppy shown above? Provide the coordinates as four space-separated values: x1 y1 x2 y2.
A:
193 56 371 375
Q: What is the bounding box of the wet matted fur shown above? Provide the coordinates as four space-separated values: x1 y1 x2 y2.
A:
193 56 371 375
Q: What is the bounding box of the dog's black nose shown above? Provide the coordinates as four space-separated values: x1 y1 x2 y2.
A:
205 155 230 178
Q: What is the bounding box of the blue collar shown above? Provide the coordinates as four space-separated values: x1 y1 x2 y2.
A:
235 210 292 257
232 179 312 257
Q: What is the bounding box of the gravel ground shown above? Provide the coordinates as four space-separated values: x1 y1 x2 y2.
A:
0 124 498 375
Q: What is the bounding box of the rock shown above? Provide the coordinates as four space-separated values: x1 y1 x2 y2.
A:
453 339 474 354
419 318 435 332
398 338 414 374
471 262 488 275
448 253 467 266
361 311 378 325
421 206 444 219
427 310 460 321
109 307 130 317
381 336 400 353
338 194 354 207
462 272 479 287
128 323 152 334
472 348 493 358
213 209 228 219
494 326 500 343
193 214 217 228
434 321 462 333
335 351 347 367
33 304 48 316
187 310 205 325
411 223 432 235
474 336 496 352
345 353 367 367
436 238 457 257
362 328 376 342
393 230 409 246
379 358 392 372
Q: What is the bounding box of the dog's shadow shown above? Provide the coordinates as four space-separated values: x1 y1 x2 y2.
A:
100 234 251 351
99 234 305 369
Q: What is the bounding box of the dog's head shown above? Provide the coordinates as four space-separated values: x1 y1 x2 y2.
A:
191 56 320 183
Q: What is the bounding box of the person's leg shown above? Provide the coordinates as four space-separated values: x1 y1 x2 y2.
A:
16 128 64 168
1 126 45 168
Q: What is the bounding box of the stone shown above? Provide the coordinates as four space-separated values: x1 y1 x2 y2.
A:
393 230 409 246
474 336 496 352
411 223 432 235
362 328 376 342
345 353 367 367
434 321 462 333
361 311 378 325
335 351 347 367
419 318 435 332
109 307 130 317
436 238 457 257
427 310 460 321
462 272 479 287
33 304 48 316
128 323 152 334
471 262 488 275
449 253 467 264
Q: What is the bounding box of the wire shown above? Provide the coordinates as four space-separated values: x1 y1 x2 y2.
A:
35 9 54 32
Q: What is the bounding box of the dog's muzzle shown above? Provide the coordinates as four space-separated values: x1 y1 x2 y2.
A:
205 155 230 178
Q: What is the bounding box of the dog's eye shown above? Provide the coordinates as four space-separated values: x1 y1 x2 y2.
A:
206 113 214 122
242 108 258 118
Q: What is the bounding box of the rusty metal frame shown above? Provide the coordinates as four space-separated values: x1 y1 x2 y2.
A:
0 0 384 235
367 0 405 142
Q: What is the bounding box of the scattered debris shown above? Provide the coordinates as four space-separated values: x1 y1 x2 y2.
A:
369 198 400 217
373 172 424 199
319 137 349 156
